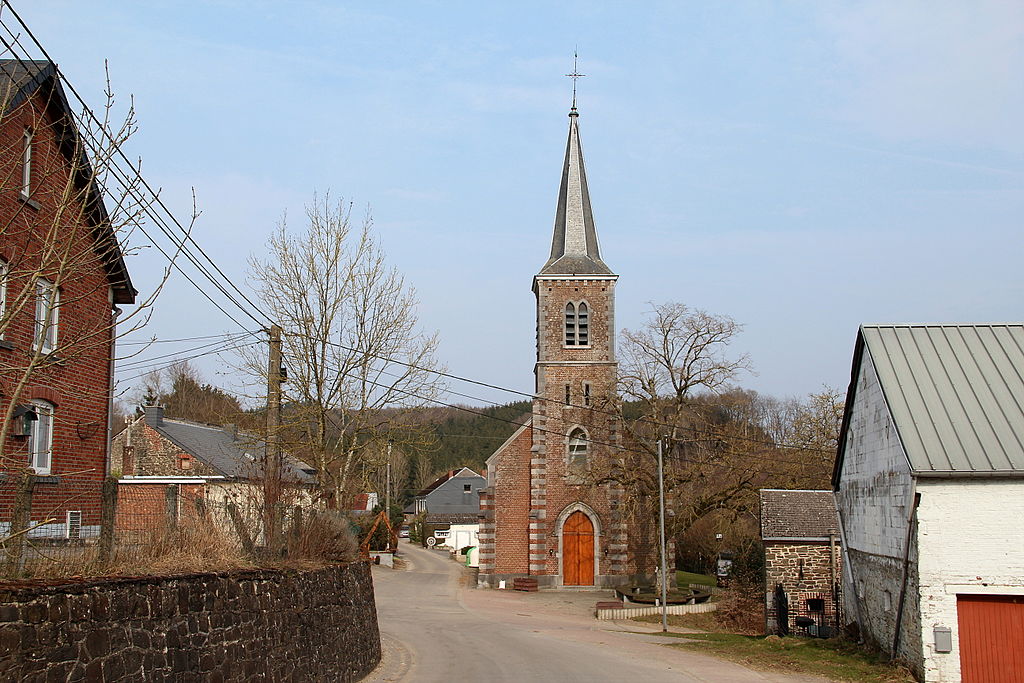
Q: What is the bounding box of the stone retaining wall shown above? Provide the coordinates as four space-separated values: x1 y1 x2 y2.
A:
0 562 380 682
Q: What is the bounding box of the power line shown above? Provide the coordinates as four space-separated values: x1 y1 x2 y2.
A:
0 10 835 464
117 332 252 370
119 332 255 346
0 4 273 331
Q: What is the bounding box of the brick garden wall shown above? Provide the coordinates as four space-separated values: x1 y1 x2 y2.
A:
0 562 381 682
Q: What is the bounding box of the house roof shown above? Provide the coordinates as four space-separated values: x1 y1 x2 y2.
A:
425 512 480 525
0 60 135 304
415 467 481 498
141 408 315 484
760 489 840 541
835 324 1024 481
538 108 614 277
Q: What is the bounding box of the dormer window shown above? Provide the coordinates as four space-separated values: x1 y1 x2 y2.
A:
21 128 32 198
564 302 590 347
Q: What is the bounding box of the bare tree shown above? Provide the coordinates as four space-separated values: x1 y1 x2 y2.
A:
243 196 444 508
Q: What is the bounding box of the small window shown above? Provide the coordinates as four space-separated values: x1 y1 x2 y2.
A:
21 128 32 197
30 400 54 474
66 510 82 539
35 279 58 353
568 428 588 472
564 384 571 405
583 382 591 406
806 598 825 613
463 483 471 492
564 303 576 346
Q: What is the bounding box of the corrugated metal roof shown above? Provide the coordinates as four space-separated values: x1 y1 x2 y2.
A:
862 324 1024 474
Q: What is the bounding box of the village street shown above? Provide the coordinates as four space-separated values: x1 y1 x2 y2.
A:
364 543 827 683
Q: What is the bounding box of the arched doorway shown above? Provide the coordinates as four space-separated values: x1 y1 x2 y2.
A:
562 510 595 586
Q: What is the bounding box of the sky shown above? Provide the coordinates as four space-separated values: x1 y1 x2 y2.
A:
11 1 1024 408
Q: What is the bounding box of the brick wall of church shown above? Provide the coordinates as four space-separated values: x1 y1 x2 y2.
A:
479 425 533 576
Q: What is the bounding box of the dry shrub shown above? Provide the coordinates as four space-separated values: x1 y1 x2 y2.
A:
117 513 253 576
713 580 766 635
288 512 358 563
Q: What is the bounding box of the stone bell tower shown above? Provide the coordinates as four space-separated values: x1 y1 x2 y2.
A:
478 103 628 588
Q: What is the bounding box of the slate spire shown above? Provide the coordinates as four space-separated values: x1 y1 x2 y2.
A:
539 106 613 276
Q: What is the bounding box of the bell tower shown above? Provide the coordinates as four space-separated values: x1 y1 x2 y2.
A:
526 103 626 585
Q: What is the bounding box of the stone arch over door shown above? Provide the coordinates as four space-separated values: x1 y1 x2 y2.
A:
556 502 601 587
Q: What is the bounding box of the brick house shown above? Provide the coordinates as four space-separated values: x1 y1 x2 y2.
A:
111 406 316 535
477 103 629 589
0 60 135 542
760 489 842 637
834 324 1024 682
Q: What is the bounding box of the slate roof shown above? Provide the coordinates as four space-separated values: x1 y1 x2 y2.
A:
760 489 840 541
538 109 614 277
836 324 1024 479
143 409 315 484
425 512 480 525
0 60 135 304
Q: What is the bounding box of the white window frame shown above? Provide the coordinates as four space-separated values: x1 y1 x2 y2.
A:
35 279 58 353
21 127 32 198
0 260 7 340
66 510 82 539
30 399 54 475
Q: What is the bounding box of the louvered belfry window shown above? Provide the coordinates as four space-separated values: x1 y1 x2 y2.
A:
565 303 577 346
577 303 589 346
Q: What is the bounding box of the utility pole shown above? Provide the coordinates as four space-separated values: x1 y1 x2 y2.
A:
658 435 669 633
385 439 393 516
264 324 283 552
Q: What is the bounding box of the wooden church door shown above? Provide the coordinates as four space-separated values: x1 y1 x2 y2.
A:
562 511 595 586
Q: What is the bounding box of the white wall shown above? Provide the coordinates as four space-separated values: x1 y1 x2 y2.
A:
915 478 1024 683
836 350 921 670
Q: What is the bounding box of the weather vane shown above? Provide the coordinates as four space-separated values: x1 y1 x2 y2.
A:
565 51 586 110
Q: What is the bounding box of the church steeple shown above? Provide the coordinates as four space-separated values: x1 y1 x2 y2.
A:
539 108 613 276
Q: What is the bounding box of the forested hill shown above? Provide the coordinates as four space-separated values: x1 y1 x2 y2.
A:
425 400 531 474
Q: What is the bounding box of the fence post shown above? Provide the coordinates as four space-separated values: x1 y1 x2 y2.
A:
98 476 118 565
165 485 179 531
3 471 35 576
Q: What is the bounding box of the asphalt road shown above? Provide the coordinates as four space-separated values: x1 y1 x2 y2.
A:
364 542 825 683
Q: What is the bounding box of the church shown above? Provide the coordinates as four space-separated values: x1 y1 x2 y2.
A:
477 102 631 588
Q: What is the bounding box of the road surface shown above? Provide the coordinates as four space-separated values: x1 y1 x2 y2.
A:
364 542 825 682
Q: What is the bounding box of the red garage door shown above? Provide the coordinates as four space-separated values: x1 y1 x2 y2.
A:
958 594 1024 683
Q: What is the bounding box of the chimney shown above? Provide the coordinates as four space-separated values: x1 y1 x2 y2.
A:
143 405 164 427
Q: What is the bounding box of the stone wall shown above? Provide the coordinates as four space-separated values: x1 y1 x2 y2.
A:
764 541 842 634
0 562 381 682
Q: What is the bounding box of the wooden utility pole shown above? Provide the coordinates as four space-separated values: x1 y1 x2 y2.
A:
385 439 393 516
264 324 284 552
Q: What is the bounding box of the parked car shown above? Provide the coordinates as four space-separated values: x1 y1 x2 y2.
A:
398 526 410 538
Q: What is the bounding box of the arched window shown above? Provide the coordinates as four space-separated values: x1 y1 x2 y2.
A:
568 428 588 472
565 303 577 346
577 302 588 346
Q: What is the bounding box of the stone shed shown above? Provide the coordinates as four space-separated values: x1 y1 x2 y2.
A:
760 488 842 637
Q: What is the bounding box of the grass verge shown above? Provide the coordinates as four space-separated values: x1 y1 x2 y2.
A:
663 632 913 682
676 570 716 587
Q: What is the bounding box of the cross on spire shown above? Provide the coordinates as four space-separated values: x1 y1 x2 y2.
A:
565 51 586 112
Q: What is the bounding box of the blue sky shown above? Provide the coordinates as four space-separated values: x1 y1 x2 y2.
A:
14 1 1024 406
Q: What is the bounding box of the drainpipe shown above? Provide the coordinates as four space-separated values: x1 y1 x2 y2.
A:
891 482 921 661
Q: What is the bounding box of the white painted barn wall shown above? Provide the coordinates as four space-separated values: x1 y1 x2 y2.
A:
915 478 1024 682
836 350 922 674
